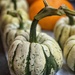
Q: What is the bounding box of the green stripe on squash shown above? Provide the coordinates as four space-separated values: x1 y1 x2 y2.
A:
42 45 59 75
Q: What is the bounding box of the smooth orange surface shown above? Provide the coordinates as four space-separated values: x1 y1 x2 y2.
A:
29 0 74 30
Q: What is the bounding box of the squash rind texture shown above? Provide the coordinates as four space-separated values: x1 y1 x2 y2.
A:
64 35 75 71
3 20 41 50
8 32 63 75
54 16 75 49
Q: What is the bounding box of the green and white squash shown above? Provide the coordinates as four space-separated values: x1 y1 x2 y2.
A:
9 0 28 12
8 1 64 75
63 35 75 71
54 5 75 49
0 4 29 33
3 19 41 50
0 0 11 7
8 33 63 75
0 9 29 32
0 0 11 15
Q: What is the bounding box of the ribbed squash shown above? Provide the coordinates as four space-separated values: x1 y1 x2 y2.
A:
0 0 29 33
10 0 28 12
0 0 28 12
0 0 11 16
8 33 63 75
0 9 29 34
8 0 64 75
3 20 41 49
54 5 75 49
63 35 75 71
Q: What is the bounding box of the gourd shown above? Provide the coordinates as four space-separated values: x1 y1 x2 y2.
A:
2 11 41 50
0 0 29 34
54 5 75 49
9 0 28 12
63 35 75 71
0 0 11 15
0 9 29 33
28 0 74 30
0 0 28 12
8 0 64 75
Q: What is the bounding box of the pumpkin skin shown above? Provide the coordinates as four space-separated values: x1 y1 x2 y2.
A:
28 0 74 30
3 20 41 49
8 32 63 75
63 35 75 71
54 16 75 49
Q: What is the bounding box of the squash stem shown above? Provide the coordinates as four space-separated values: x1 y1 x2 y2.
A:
29 0 65 43
59 5 75 25
12 0 17 10
18 14 24 29
67 15 75 25
30 19 38 43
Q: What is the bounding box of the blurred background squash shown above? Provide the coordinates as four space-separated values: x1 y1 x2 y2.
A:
27 0 74 30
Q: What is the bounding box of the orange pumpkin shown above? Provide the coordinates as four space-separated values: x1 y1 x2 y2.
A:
29 0 74 30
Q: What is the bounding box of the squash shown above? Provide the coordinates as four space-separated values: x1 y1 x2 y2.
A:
0 0 11 6
0 0 28 12
54 5 75 49
10 0 28 12
8 0 64 75
0 0 29 33
3 11 41 50
8 33 63 75
28 0 74 30
0 9 29 34
3 20 41 49
63 35 75 71
0 0 11 16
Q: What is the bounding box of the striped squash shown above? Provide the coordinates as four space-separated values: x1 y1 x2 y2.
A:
8 1 64 75
3 20 41 49
0 0 29 32
54 5 75 49
0 0 28 12
0 0 11 14
54 16 75 49
0 9 29 33
9 0 28 12
63 35 75 71
8 33 63 75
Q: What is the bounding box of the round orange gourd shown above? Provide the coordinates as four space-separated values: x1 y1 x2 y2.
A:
29 0 74 30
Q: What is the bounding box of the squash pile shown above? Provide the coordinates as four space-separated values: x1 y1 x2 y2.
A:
0 0 75 75
54 5 75 49
54 5 75 72
0 0 41 50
